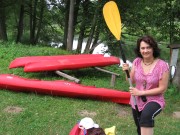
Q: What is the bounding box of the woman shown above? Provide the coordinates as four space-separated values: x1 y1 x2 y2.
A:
122 35 169 135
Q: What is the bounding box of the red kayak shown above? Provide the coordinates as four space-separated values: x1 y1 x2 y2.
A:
23 56 120 72
69 123 81 135
0 74 130 104
9 54 119 69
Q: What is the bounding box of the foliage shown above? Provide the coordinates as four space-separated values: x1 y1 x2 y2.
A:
0 0 179 54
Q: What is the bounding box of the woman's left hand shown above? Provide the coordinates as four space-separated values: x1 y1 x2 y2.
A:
129 87 144 96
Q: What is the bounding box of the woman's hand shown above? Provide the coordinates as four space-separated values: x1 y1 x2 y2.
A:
122 63 130 71
129 87 144 96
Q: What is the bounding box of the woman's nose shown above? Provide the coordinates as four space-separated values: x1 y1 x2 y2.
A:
144 48 149 52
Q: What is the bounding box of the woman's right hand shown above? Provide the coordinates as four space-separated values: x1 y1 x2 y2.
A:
122 63 130 71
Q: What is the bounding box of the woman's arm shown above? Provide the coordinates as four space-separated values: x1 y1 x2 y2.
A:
130 71 169 96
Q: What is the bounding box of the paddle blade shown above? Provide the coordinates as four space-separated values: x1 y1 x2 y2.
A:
103 1 121 41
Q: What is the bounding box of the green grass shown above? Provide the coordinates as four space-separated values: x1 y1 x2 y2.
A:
0 41 179 135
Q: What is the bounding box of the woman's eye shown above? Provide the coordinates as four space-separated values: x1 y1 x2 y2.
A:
141 47 151 50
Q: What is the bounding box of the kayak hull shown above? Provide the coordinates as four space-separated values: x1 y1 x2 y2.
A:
69 123 81 135
24 56 120 72
9 54 120 72
9 54 104 68
0 74 130 104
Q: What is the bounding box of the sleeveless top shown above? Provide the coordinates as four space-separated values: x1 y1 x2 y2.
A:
130 57 169 111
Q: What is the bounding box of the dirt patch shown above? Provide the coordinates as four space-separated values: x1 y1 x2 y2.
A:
4 106 24 114
117 110 130 117
116 105 131 117
173 111 180 119
78 110 97 117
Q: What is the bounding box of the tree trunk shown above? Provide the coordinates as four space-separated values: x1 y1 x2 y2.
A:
29 0 33 44
35 0 45 44
63 0 70 49
0 6 8 41
77 22 85 53
76 0 89 53
84 9 97 53
67 0 75 51
16 4 24 43
29 0 38 44
88 22 100 54
84 2 101 54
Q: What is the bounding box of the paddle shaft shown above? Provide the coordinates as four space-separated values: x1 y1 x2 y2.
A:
119 41 139 114
103 1 140 124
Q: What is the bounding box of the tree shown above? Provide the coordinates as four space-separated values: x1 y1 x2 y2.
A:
76 0 89 53
66 0 75 51
84 4 98 53
29 0 46 44
63 0 70 49
0 0 179 56
0 1 8 41
35 0 46 44
16 3 24 43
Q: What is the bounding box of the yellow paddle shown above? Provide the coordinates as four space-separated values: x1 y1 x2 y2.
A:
103 1 140 119
103 1 121 41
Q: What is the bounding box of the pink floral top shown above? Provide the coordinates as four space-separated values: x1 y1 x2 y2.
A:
130 57 169 111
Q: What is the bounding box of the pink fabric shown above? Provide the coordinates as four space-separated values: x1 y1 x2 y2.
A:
130 57 169 111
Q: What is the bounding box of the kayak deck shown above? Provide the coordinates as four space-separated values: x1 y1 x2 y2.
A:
0 74 130 104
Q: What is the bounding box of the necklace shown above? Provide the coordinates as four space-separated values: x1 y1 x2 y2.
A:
143 59 154 66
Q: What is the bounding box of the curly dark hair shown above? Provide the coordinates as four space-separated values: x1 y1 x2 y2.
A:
87 128 106 135
134 35 160 58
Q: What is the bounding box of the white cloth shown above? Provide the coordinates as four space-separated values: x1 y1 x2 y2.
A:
79 117 99 129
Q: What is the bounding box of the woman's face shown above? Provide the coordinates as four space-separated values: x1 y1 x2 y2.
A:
139 41 154 59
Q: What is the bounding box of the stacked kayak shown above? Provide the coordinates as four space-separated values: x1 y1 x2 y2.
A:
9 54 120 72
0 74 130 104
